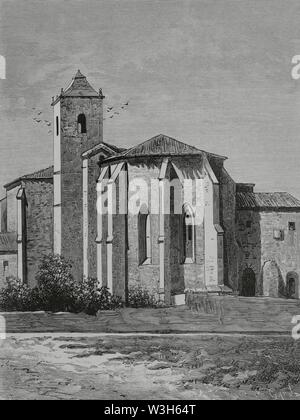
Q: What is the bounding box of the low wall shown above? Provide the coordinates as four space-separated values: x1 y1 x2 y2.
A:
185 292 225 322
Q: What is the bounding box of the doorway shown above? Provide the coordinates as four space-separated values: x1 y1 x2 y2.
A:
241 268 256 297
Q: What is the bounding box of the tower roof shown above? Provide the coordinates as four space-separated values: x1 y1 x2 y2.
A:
63 69 100 97
52 70 103 105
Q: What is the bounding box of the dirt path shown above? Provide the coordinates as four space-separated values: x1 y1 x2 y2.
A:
0 334 299 400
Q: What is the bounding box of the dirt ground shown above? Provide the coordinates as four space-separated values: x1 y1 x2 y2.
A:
0 333 299 400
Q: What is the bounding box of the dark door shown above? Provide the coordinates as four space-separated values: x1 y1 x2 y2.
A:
286 272 298 299
241 268 256 297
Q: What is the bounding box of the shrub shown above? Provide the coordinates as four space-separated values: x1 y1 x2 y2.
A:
71 277 123 315
0 277 42 312
127 286 159 308
0 255 123 315
36 254 76 312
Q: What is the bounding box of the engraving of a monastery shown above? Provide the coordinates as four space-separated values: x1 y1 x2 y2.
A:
0 70 299 303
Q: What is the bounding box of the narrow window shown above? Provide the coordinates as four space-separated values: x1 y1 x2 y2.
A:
77 113 87 134
138 207 151 265
182 205 195 262
146 215 151 261
246 220 252 229
170 186 174 214
56 116 59 136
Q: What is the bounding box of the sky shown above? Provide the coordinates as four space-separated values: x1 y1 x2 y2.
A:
1 0 300 198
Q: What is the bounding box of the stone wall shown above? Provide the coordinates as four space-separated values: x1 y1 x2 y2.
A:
0 198 7 232
0 253 17 288
236 210 300 299
126 159 161 297
6 186 19 232
87 154 101 279
24 180 53 287
219 168 238 291
236 210 262 294
60 96 103 281
259 211 300 298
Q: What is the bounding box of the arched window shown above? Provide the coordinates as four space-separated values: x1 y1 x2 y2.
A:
182 204 195 263
138 206 151 265
77 113 86 134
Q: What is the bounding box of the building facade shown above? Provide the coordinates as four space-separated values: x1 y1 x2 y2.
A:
0 70 299 301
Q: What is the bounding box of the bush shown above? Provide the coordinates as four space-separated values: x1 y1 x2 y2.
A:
0 255 123 315
36 254 76 312
127 286 159 308
0 277 42 312
70 277 123 315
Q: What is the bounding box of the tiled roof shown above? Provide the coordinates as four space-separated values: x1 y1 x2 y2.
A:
237 192 300 210
0 233 17 253
22 166 54 179
4 166 53 190
82 142 126 159
62 70 99 98
104 134 227 161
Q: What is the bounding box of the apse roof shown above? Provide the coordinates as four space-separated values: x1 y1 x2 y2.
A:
103 134 227 162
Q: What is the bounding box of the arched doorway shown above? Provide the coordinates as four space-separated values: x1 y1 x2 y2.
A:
241 268 256 297
261 260 285 297
286 272 299 299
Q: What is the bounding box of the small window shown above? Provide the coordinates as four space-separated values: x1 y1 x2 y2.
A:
3 260 8 269
138 209 151 265
170 186 174 214
77 113 87 134
289 222 296 231
246 221 252 228
182 204 195 263
273 229 284 241
56 116 59 136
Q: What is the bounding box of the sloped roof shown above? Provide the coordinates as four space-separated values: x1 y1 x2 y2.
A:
4 166 53 190
237 192 300 210
0 233 17 253
52 70 102 106
103 134 227 162
82 142 126 159
21 166 54 180
62 70 99 98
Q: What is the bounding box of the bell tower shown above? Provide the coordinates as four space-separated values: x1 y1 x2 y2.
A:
52 70 105 279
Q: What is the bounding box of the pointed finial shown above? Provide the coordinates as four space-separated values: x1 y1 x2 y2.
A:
99 88 105 98
74 69 85 79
